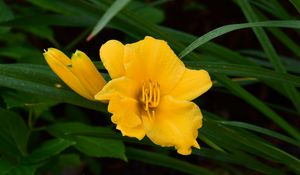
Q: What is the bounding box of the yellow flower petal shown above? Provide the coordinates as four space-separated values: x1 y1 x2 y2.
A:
46 48 71 66
94 76 140 101
143 95 202 155
43 49 93 100
71 50 106 96
108 96 141 127
108 96 145 140
123 45 145 82
124 36 185 94
116 124 145 140
169 69 212 101
99 40 125 79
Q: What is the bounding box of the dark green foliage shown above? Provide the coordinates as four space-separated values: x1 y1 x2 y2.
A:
0 0 300 174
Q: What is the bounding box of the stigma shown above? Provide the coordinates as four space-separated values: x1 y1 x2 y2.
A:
140 79 160 118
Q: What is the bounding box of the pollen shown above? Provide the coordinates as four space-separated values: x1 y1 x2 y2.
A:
140 79 160 118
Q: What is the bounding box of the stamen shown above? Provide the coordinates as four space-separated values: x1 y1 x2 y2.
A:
140 79 160 119
156 83 160 106
142 82 145 102
148 79 153 102
146 110 152 120
144 90 149 111
151 84 156 106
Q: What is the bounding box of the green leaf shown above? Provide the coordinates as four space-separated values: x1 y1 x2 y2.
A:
0 64 106 111
26 0 81 15
2 91 57 118
127 1 164 24
185 61 300 87
202 110 300 174
0 0 14 33
250 3 300 57
194 148 283 175
217 120 300 147
47 122 117 139
179 20 300 58
48 123 127 160
237 0 300 116
240 50 300 74
266 24 300 59
215 75 300 141
0 46 40 61
0 107 29 157
22 139 75 164
35 153 82 175
126 147 216 175
87 0 131 41
3 164 37 175
251 0 291 20
56 154 81 169
202 115 300 173
21 26 58 46
0 14 95 27
0 159 13 174
74 136 127 161
290 0 300 14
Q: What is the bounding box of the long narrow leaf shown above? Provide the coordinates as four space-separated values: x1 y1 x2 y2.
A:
0 63 109 111
179 20 300 58
185 61 300 87
217 121 300 147
126 147 216 175
215 74 300 141
87 0 131 41
236 0 300 114
290 0 300 14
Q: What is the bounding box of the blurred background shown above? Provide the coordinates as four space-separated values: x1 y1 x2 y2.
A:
1 0 300 174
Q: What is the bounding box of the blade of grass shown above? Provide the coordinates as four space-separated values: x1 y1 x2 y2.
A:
217 121 300 147
65 28 90 50
202 116 300 173
215 74 300 141
240 49 300 74
126 147 216 175
267 27 300 59
179 20 300 58
0 14 96 27
250 0 291 19
86 0 131 41
237 0 300 114
0 0 14 33
267 102 300 117
255 11 300 59
194 148 284 175
185 61 300 87
290 0 300 14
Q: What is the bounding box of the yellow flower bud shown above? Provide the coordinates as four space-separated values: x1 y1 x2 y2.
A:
43 48 106 100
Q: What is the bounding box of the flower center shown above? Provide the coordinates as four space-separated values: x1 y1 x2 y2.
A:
140 80 160 118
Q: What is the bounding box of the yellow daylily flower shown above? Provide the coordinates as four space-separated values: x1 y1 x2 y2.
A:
43 48 106 100
95 36 212 155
